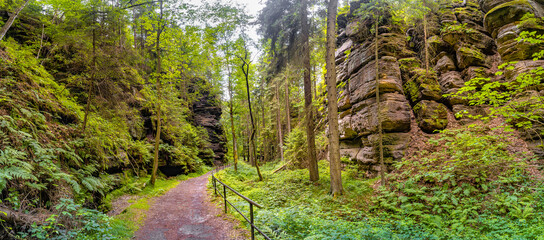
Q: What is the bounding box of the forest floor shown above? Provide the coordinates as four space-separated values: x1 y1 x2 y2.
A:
132 173 247 240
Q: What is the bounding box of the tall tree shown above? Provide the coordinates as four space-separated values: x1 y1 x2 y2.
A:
301 0 319 182
276 78 285 162
226 51 239 171
239 47 263 181
326 0 343 195
150 0 164 187
284 75 291 135
374 10 386 187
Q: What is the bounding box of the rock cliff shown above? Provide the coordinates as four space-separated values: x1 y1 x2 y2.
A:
336 0 544 176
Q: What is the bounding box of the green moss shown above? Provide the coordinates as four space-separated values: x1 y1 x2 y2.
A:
459 46 485 61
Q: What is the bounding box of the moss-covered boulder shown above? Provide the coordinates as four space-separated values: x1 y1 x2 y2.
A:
413 100 449 133
496 19 544 62
484 0 537 38
479 0 513 12
404 68 443 103
456 46 487 68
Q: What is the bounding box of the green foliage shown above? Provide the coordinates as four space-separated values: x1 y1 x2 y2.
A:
374 124 544 238
283 127 307 168
20 198 121 240
451 61 544 132
213 123 544 239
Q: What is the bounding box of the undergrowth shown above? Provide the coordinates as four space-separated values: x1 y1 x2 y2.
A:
212 124 544 239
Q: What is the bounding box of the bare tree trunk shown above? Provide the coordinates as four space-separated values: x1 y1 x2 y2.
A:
239 52 263 181
375 19 386 186
301 0 319 182
36 24 44 59
284 76 291 135
227 56 238 171
423 0 429 80
0 0 31 42
276 82 284 162
326 0 343 196
151 0 164 187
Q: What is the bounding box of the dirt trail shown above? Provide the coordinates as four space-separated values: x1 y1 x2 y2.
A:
135 173 246 240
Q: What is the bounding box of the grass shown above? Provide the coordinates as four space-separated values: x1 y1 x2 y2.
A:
211 151 544 239
209 161 378 239
107 165 212 239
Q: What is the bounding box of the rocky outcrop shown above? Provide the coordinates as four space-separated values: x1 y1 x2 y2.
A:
336 4 414 175
192 79 227 164
335 0 544 175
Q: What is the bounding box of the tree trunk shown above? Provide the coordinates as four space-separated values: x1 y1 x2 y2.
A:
0 0 31 42
301 0 319 182
375 19 386 186
151 0 163 187
423 0 429 80
276 82 284 162
326 0 343 196
227 59 238 171
240 52 263 181
36 23 44 59
284 76 291 135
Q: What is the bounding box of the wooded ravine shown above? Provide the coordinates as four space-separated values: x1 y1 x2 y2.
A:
1 0 544 239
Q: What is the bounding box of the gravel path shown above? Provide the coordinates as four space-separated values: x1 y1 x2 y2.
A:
135 173 247 240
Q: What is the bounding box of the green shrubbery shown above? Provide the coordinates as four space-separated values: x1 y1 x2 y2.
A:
213 123 544 239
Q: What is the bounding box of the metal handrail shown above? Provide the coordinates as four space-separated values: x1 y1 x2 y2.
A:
211 167 271 240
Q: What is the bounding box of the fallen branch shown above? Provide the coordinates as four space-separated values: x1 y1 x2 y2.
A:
272 161 292 174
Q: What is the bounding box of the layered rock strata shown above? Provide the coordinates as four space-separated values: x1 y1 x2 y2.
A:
335 0 544 174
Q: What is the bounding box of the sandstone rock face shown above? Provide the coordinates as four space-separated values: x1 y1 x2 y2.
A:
413 100 449 133
192 80 226 164
335 0 544 174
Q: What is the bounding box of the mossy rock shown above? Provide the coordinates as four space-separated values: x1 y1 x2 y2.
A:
497 19 544 62
403 68 442 103
456 46 487 69
398 57 422 83
413 100 449 133
479 0 512 12
484 0 536 38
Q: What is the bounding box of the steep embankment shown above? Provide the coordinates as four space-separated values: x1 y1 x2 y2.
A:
335 0 544 174
0 10 225 238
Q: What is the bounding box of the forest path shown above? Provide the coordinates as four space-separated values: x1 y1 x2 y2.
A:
135 172 247 240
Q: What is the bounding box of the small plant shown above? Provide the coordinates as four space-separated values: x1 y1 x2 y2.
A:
19 198 117 240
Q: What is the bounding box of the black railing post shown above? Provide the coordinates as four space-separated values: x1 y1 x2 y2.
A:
250 203 255 240
212 177 217 197
223 184 227 213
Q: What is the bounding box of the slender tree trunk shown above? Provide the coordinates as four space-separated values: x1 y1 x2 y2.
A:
326 0 343 196
284 76 291 135
375 19 386 186
227 56 238 171
36 24 44 59
260 78 268 162
423 0 429 79
151 0 163 187
301 0 319 182
240 53 263 181
276 82 284 162
312 65 317 99
0 0 31 42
